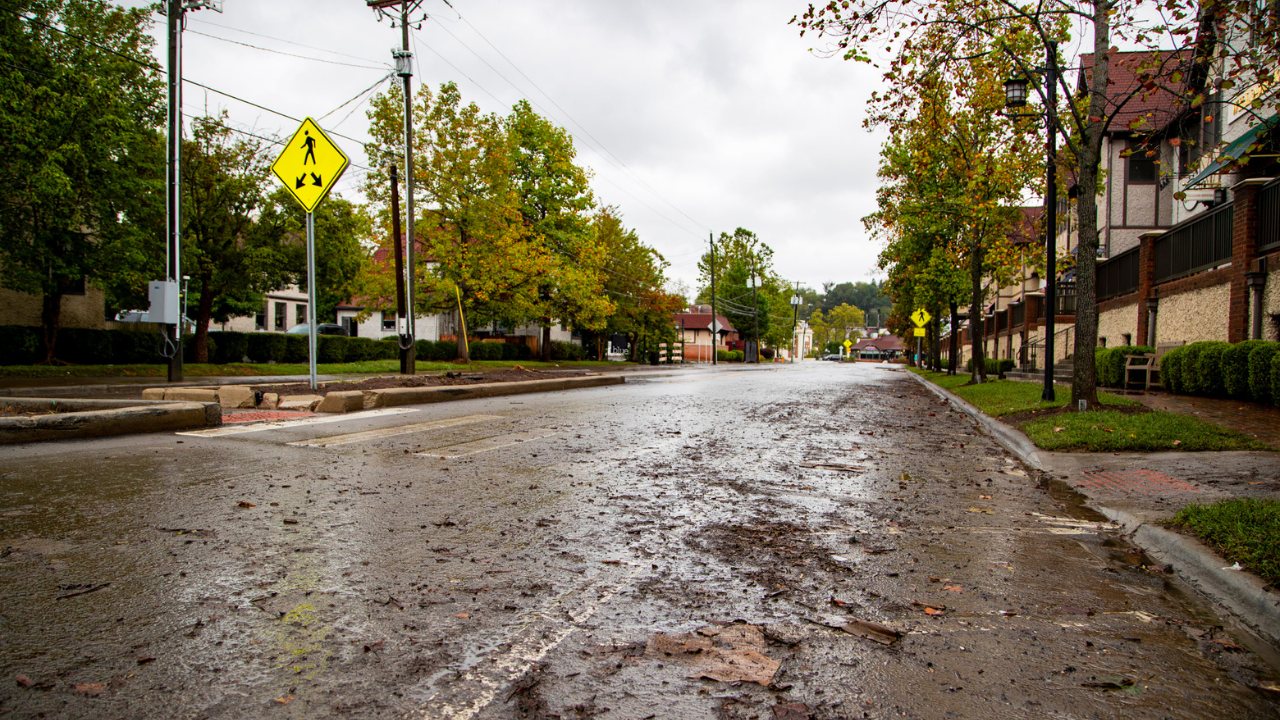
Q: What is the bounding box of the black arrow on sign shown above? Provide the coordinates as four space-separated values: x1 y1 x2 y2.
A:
310 173 323 187
295 174 307 189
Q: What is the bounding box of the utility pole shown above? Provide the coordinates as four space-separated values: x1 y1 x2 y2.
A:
709 232 717 366
750 258 760 364
370 0 422 371
164 0 221 382
389 163 410 373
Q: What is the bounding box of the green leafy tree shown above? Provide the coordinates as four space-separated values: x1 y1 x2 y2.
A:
592 206 682 361
182 114 290 362
0 0 164 361
697 228 775 359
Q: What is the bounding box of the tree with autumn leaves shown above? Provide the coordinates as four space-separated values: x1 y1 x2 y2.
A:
362 82 676 360
794 0 1272 401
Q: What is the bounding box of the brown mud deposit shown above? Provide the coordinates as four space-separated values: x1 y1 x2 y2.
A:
0 365 1276 718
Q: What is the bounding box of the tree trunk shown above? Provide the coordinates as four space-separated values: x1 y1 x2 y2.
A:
455 307 470 362
540 322 552 362
931 316 942 371
948 301 959 375
969 243 986 384
194 274 215 364
40 291 64 364
1068 0 1109 407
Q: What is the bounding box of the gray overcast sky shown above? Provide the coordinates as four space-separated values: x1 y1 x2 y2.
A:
122 0 891 295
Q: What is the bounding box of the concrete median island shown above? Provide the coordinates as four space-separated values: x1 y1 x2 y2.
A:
0 398 222 444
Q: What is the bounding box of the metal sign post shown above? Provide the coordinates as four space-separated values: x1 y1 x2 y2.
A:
269 117 349 392
306 211 318 389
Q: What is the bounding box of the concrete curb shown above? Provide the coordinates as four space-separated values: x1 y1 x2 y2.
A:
0 398 222 444
1099 506 1280 648
902 369 1280 650
902 370 1046 470
367 375 625 408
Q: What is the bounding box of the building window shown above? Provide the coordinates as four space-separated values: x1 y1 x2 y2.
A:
296 304 306 326
1122 333 1132 346
275 301 286 330
381 311 396 331
255 312 266 331
1127 142 1157 183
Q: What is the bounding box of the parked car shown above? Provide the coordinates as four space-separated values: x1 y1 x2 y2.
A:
821 353 843 361
286 323 348 336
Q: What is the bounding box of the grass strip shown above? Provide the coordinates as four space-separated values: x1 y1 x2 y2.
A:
1170 499 1280 586
0 359 631 379
909 369 1138 416
1023 409 1270 452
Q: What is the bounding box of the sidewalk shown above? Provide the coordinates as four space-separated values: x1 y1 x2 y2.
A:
905 370 1280 655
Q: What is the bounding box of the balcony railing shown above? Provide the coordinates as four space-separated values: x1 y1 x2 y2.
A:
1097 246 1140 301
1041 281 1077 317
1153 202 1234 283
1260 178 1280 254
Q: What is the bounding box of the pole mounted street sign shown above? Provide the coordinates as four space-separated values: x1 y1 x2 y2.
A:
914 328 926 337
910 308 932 327
271 117 349 213
270 117 349 391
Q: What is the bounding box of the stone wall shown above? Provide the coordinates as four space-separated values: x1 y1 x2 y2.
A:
1252 264 1280 342
1098 298 1140 347
1156 282 1230 344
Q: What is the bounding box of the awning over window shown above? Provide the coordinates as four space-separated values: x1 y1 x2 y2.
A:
1184 114 1279 188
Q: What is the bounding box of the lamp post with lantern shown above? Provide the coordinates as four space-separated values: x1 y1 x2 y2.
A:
1003 41 1058 402
790 289 802 363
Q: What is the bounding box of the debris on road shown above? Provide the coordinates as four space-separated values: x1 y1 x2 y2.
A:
838 618 904 645
644 623 780 685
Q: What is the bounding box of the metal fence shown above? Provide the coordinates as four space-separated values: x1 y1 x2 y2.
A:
1153 202 1234 283
1097 246 1140 301
1041 281 1077 316
1260 178 1280 254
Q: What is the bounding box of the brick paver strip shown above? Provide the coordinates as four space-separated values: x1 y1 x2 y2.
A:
222 411 316 424
1079 469 1199 495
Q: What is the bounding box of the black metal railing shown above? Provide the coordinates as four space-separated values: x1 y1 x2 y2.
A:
1041 281 1077 317
1154 202 1234 283
1260 178 1280 253
1097 246 1140 301
1011 302 1025 327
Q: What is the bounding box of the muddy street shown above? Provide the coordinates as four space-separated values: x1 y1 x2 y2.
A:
0 363 1276 719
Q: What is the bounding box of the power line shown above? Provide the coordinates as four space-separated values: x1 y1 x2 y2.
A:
188 16 391 67
319 71 395 121
185 28 390 70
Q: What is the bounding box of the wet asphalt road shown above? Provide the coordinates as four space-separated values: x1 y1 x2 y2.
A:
1 362 1277 719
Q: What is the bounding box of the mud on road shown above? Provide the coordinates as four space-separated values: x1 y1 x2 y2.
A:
0 363 1276 719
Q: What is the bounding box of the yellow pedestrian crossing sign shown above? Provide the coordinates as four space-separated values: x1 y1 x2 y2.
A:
271 117 349 213
910 309 932 327
913 328 926 337
843 339 853 349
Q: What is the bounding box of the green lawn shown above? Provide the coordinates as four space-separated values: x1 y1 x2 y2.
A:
909 369 1138 416
0 359 632 379
1171 499 1280 586
911 368 1269 453
1022 410 1271 452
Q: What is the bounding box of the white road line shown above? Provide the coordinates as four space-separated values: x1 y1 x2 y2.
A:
177 408 417 437
416 429 559 458
411 566 640 720
286 414 503 448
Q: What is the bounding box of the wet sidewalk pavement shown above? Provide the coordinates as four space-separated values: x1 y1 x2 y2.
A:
1130 391 1280 450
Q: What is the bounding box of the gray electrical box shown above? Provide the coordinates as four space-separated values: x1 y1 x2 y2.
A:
144 280 181 325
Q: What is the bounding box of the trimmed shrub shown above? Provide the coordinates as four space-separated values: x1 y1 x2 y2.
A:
343 337 376 362
1162 344 1188 394
246 333 286 363
1248 342 1280 405
283 335 308 363
1095 345 1155 388
317 335 347 364
1223 340 1267 399
179 333 216 365
549 340 585 361
57 328 114 365
1273 350 1280 406
964 357 1015 376
728 350 745 362
0 326 43 365
110 330 157 364
760 347 775 360
716 349 731 362
1185 341 1231 397
210 331 251 364
470 341 503 361
500 342 530 361
434 339 461 361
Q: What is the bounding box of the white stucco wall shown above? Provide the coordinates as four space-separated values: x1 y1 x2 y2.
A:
1098 300 1140 348
1154 282 1231 344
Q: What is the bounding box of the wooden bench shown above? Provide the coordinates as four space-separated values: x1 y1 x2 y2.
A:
1125 341 1186 390
1148 341 1186 390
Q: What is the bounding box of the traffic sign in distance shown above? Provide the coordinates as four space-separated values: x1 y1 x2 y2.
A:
843 339 853 348
910 309 932 327
271 117 349 213
913 327 926 337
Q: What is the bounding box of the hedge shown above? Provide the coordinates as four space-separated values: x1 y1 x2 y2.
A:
965 357 1015 376
1094 345 1155 388
1162 340 1280 406
549 340 585 361
1249 342 1280 404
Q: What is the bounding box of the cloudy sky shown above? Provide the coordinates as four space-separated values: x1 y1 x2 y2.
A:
119 0 891 295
